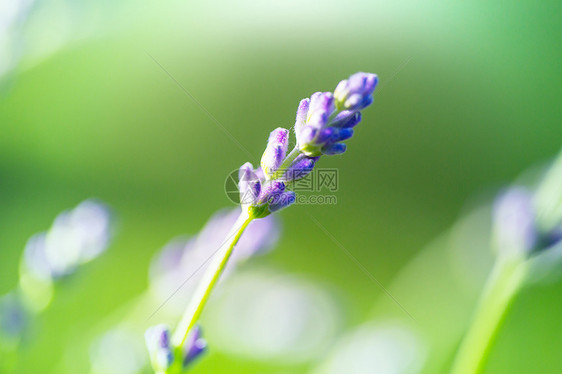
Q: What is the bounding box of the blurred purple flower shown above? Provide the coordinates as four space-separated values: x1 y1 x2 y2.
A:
145 324 206 372
0 292 29 345
148 209 279 311
145 324 174 372
22 199 113 281
493 187 538 256
183 326 206 367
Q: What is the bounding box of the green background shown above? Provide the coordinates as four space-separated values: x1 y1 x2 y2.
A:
1 0 561 372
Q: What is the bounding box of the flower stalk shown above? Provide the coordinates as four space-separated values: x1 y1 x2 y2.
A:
171 211 253 348
450 256 527 374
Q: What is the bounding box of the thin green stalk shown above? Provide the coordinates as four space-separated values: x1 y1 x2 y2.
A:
170 211 253 349
450 256 528 374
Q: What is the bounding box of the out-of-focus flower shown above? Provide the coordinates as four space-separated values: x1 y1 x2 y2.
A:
148 209 279 314
183 326 206 368
492 186 562 259
313 322 426 374
204 270 342 363
22 199 113 281
90 327 147 374
145 325 174 373
0 292 29 349
492 188 538 257
145 324 206 373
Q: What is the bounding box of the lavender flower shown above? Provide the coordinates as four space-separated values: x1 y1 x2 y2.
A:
492 186 562 258
145 324 206 373
0 292 29 348
493 188 538 257
148 209 279 313
238 72 378 218
22 199 113 281
89 328 147 374
183 326 206 367
145 325 174 372
147 73 377 373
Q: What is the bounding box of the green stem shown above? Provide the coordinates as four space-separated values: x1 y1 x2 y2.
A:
170 210 253 349
450 256 528 374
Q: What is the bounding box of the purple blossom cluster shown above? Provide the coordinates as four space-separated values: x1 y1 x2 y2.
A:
239 72 378 218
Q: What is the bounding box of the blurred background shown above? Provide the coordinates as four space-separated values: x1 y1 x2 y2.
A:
1 0 561 373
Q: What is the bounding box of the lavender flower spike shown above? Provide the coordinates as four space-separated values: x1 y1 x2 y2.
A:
261 128 289 178
156 73 377 374
237 72 377 219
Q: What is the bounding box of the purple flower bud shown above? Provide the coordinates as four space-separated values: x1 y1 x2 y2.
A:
493 187 538 256
334 128 354 142
261 128 290 178
316 127 336 144
183 326 207 367
294 98 310 139
299 127 317 145
282 154 319 182
268 191 296 213
238 162 261 205
322 143 347 155
145 325 174 372
331 111 362 128
257 181 286 205
306 92 335 130
334 72 378 111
